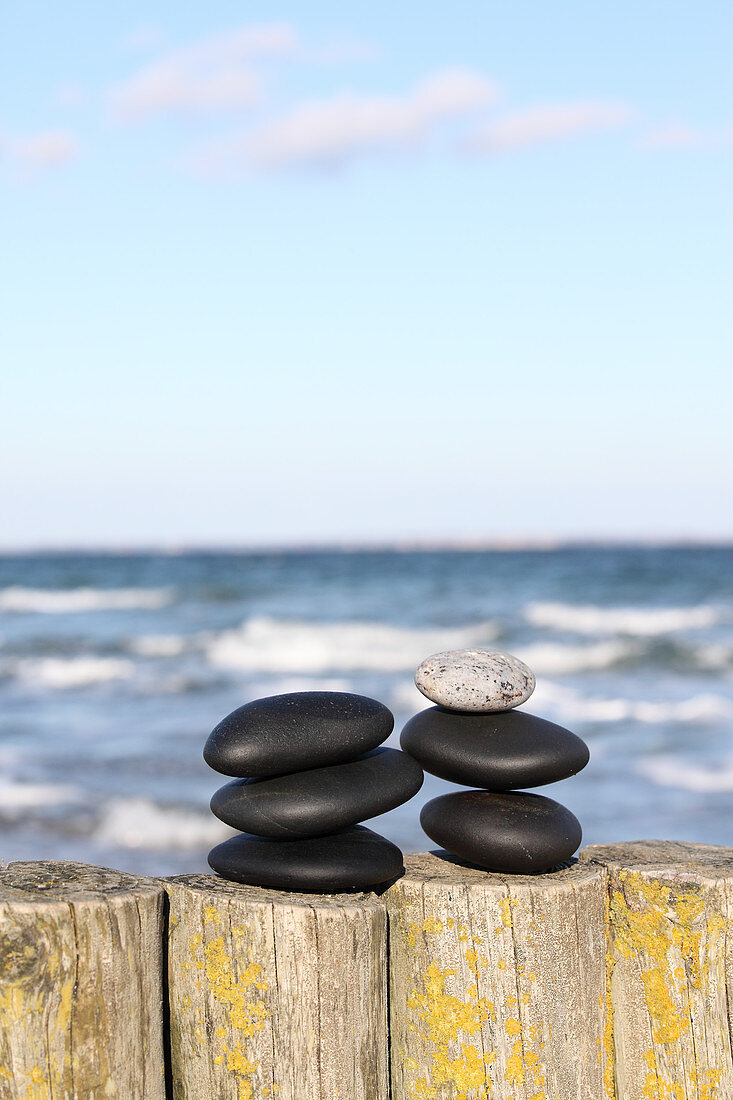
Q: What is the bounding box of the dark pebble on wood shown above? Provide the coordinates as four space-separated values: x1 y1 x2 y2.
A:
210 747 424 838
204 691 394 777
208 824 404 891
420 790 582 873
401 707 589 790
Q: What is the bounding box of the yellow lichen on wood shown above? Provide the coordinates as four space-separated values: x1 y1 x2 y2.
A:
430 1044 496 1098
1 861 167 1100
498 897 515 929
502 1033 546 1100
602 894 617 1100
168 874 388 1100
389 853 607 1100
404 922 498 1100
408 916 445 947
583 841 733 1100
641 1057 725 1100
610 869 716 1046
408 963 495 1047
19 1065 48 1100
187 922 270 1098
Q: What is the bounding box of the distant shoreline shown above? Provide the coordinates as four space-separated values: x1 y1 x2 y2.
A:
1 538 732 556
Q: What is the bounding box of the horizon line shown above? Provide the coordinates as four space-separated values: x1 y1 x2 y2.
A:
1 535 732 556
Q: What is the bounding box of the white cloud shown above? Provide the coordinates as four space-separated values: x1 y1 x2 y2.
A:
468 101 632 151
196 68 498 172
640 124 733 150
112 23 298 120
6 130 79 170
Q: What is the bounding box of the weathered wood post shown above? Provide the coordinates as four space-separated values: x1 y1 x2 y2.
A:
164 872 388 1100
4 842 733 1098
0 859 166 1100
386 851 610 1100
581 840 733 1099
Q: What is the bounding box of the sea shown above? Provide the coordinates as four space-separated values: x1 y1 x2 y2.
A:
0 546 731 876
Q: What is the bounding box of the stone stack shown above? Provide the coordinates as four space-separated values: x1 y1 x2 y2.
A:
204 690 423 891
401 649 589 873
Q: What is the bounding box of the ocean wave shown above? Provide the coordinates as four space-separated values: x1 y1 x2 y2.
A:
95 798 229 850
13 656 134 689
131 671 226 695
524 601 721 636
516 640 636 675
128 634 188 657
396 679 731 726
696 644 733 671
637 756 733 793
254 676 354 694
206 616 497 674
0 586 173 613
0 778 80 812
390 682 433 713
533 681 731 725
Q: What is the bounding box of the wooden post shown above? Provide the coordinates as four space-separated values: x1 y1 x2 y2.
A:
581 840 733 1100
164 872 388 1100
0 859 166 1100
386 851 609 1100
5 844 733 1099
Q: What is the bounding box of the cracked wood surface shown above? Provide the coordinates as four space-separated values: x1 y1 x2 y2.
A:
4 844 733 1100
582 840 733 1100
0 859 166 1100
386 851 609 1100
164 873 388 1100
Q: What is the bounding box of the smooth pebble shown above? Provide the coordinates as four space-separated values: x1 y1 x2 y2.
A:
204 691 394 778
208 824 404 891
415 648 535 712
210 747 424 838
420 790 582 873
401 707 589 790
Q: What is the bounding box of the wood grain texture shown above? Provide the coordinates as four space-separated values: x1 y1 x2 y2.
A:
164 873 388 1100
0 859 166 1100
581 840 733 1100
386 851 609 1100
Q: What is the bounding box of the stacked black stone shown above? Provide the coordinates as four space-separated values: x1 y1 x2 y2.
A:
204 691 424 892
401 649 589 874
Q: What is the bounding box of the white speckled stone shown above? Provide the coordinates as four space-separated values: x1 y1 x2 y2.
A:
414 649 535 713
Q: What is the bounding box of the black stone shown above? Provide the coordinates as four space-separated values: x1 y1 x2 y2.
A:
400 708 589 790
204 691 394 778
420 790 582 874
207 825 404 892
210 748 424 838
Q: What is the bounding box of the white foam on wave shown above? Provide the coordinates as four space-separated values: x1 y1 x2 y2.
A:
696 644 733 671
0 778 79 812
14 657 134 689
533 681 731 724
638 756 733 793
390 682 434 713
524 601 720 636
394 679 730 726
95 798 229 850
257 676 354 694
206 616 497 674
516 640 635 675
0 586 173 613
129 634 188 657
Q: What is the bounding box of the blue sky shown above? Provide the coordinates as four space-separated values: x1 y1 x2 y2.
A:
2 3 731 546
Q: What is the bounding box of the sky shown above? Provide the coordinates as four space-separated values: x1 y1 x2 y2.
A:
1 2 731 547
